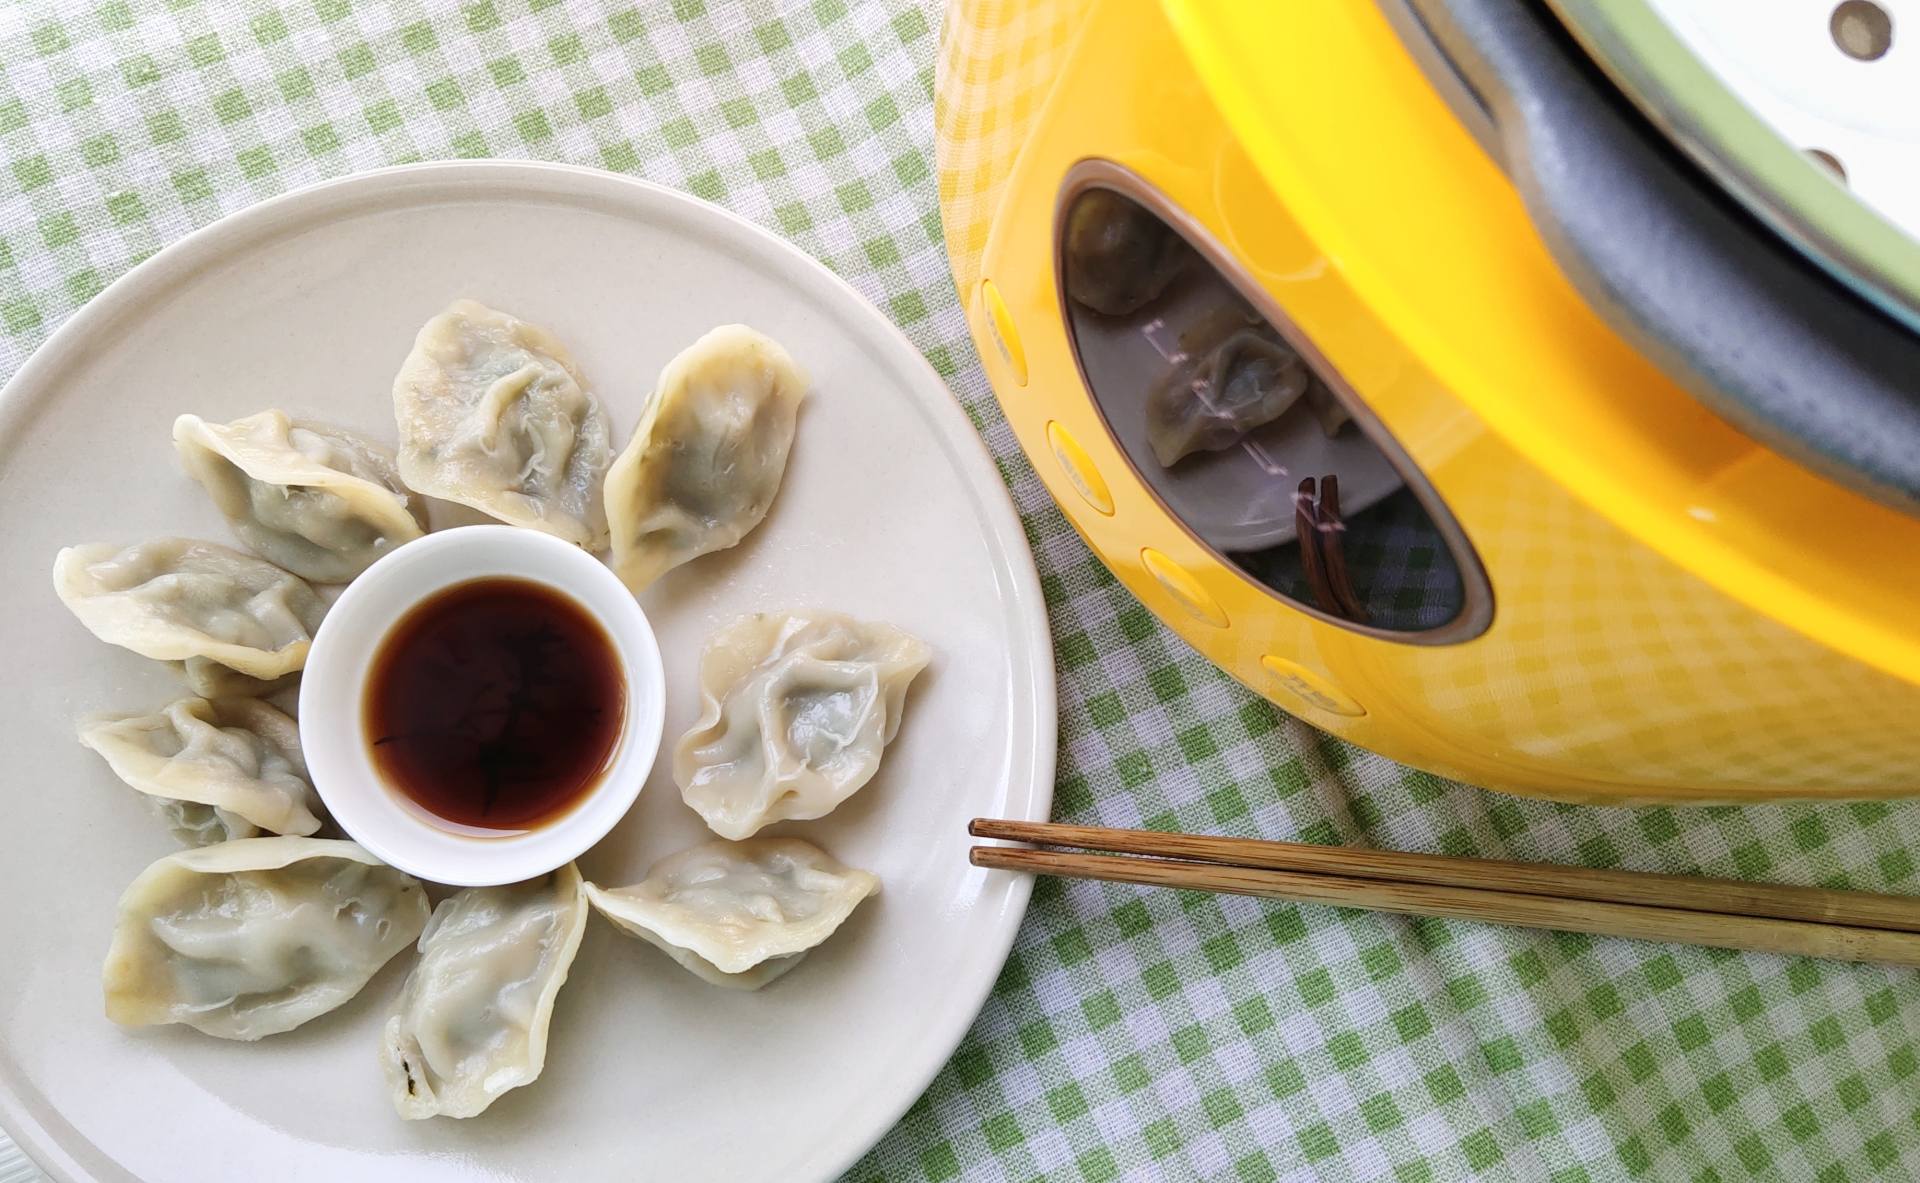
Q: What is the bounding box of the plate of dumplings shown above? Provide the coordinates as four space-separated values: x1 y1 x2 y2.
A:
0 161 1053 1183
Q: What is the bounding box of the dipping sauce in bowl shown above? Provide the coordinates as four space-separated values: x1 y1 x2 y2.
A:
366 578 625 833
301 525 665 886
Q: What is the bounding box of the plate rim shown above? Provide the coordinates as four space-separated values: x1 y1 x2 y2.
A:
0 159 1056 1183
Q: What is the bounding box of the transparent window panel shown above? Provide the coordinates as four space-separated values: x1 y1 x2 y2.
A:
1057 176 1489 641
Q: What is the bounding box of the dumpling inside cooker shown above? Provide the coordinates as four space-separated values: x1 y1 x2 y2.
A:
1062 188 1191 317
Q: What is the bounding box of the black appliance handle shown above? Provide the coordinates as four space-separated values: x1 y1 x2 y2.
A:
1397 0 1920 513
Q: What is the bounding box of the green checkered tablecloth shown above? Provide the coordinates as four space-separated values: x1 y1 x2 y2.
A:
5 3 1920 1180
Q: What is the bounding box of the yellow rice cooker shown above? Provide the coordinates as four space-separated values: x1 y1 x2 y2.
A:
935 0 1920 802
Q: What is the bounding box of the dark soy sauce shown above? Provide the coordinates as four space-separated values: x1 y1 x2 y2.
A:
365 578 624 832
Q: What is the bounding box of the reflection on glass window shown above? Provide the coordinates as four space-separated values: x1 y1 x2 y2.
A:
1060 183 1481 637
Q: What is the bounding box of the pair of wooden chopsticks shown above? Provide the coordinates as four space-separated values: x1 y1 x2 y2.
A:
969 819 1920 967
1294 475 1367 622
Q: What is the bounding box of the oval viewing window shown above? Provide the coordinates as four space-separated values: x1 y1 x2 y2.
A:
1056 165 1491 643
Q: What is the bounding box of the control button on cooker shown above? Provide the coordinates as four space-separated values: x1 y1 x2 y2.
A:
1259 655 1367 717
1139 548 1229 628
978 278 1027 385
1046 421 1114 515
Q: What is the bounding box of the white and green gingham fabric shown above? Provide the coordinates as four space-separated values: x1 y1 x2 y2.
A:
4 3 1920 1181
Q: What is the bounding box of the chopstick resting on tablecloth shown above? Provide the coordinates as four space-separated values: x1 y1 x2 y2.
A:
969 819 1920 967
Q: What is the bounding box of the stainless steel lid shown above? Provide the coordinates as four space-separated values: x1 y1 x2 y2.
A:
1549 0 1920 332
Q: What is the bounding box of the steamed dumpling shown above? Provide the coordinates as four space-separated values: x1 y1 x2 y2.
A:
392 300 614 547
153 799 262 847
78 697 323 837
175 410 428 582
605 325 806 591
1304 376 1352 438
174 655 296 699
675 610 931 840
1063 188 1189 316
53 538 325 681
586 838 878 990
103 838 429 1040
380 865 589 1120
1146 326 1309 467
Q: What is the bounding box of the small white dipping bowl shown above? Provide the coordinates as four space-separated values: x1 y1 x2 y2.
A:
300 525 665 886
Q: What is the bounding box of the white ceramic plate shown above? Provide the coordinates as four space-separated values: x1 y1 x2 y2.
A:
0 162 1053 1183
